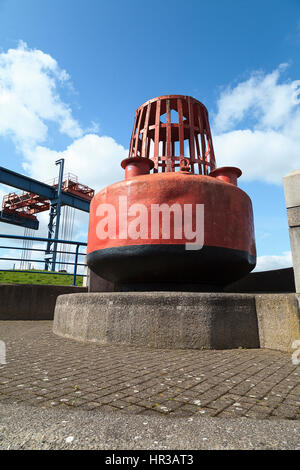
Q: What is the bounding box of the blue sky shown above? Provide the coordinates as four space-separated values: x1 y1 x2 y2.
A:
0 0 300 270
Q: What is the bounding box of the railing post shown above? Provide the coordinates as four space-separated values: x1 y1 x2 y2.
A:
72 243 80 286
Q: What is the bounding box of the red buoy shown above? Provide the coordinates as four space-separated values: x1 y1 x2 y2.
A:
87 95 256 290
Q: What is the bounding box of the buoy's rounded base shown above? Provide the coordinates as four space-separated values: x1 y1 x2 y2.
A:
87 244 256 288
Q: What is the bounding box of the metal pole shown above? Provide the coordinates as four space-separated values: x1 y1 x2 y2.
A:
51 158 64 271
44 203 56 270
0 233 87 246
72 243 80 286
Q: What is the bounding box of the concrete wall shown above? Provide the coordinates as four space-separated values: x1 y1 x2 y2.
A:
225 268 295 293
255 293 300 353
0 284 87 320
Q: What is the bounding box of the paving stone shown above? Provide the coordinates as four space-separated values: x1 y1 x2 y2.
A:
0 321 299 420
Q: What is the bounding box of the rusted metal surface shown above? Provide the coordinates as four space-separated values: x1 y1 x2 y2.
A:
128 95 216 175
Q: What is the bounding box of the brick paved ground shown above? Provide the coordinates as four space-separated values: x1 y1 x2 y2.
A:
0 321 299 420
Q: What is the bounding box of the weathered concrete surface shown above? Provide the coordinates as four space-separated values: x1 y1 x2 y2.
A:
53 291 300 352
256 293 300 353
283 169 300 293
283 169 300 208
0 284 87 320
53 292 260 349
288 229 300 293
286 206 300 228
1 401 300 450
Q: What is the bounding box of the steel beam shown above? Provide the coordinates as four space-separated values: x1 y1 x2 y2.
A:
0 167 90 212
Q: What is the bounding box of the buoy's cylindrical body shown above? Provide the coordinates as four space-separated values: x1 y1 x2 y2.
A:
87 172 256 288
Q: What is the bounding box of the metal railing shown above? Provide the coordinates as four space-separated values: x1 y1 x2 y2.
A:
0 234 87 286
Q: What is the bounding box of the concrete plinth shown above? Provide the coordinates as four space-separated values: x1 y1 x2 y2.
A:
53 292 260 349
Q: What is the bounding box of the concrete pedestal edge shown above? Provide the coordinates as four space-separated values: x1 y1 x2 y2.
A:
53 292 300 352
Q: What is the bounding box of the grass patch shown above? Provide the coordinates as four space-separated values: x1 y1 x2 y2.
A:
0 269 83 286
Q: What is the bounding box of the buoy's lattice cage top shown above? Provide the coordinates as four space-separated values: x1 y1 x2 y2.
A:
128 95 216 175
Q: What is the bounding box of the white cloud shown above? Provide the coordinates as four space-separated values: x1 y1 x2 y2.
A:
213 128 300 184
213 64 300 184
254 251 292 272
23 134 126 192
0 41 127 192
0 41 82 150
